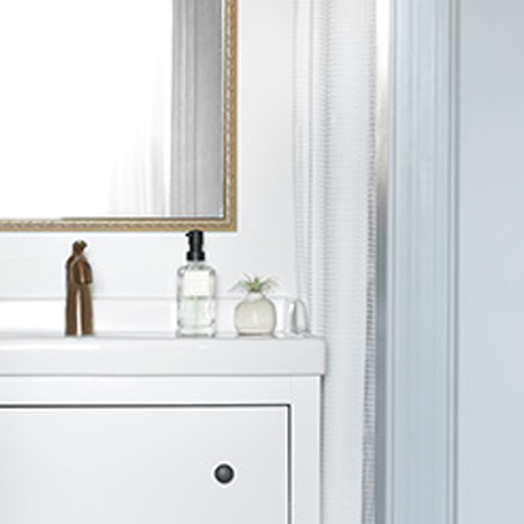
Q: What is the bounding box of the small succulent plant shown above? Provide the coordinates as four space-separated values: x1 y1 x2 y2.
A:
232 274 277 295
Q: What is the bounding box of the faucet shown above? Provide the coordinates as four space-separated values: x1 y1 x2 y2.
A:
65 240 94 336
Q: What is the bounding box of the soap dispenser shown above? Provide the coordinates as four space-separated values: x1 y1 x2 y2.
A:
177 230 217 337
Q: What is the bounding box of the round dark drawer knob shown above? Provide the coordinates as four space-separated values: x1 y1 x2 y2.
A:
214 464 235 484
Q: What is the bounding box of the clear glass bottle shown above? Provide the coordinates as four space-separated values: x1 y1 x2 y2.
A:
177 231 217 337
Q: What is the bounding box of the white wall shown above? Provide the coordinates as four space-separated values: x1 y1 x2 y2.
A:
0 0 297 303
459 1 524 522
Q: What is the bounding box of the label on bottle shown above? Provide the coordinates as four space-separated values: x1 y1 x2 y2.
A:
183 271 212 297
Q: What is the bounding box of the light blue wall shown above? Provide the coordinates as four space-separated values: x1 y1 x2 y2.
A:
459 1 524 522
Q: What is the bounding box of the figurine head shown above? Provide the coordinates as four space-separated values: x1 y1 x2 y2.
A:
72 240 87 254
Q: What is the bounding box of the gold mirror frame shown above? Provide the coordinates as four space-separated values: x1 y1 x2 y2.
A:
0 0 237 232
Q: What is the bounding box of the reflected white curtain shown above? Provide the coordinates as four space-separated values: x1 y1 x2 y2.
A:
110 0 173 217
171 0 223 218
293 1 376 523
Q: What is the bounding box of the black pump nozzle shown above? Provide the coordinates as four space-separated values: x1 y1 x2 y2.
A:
186 230 205 262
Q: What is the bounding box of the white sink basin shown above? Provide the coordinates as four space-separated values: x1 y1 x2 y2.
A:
0 334 325 377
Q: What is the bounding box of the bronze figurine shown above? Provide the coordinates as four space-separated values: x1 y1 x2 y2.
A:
65 240 94 336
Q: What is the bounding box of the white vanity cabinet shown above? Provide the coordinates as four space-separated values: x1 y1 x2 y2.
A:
0 337 324 524
0 407 287 524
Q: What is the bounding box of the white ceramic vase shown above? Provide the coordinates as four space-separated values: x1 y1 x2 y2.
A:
234 292 277 336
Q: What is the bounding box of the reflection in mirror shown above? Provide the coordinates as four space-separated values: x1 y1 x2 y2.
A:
0 0 235 227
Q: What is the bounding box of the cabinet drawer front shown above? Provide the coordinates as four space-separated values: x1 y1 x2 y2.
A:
0 406 288 524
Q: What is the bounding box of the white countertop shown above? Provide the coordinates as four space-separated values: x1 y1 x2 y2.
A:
0 334 325 377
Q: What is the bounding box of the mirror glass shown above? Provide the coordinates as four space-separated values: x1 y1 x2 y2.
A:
0 0 236 229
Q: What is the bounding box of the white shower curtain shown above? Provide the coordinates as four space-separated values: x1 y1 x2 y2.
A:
293 1 376 523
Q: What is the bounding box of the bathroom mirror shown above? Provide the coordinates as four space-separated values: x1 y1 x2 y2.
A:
0 0 236 231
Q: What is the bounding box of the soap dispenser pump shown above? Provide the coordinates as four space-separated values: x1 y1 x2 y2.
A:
176 230 217 337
